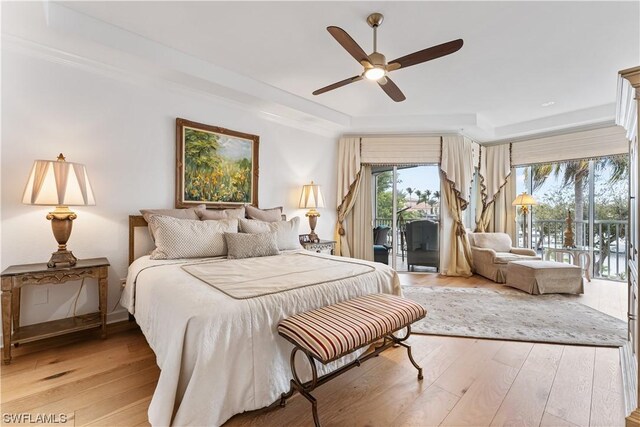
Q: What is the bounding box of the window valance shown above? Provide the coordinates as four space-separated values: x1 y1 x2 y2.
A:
360 136 441 165
511 126 628 166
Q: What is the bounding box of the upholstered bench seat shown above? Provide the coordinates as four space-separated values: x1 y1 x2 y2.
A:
278 293 426 426
278 293 426 363
507 260 584 295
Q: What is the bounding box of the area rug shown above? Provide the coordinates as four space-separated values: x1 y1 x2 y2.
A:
402 286 627 347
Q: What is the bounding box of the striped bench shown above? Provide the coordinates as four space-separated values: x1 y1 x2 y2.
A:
277 293 427 426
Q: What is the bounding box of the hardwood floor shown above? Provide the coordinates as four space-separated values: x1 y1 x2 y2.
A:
0 274 627 426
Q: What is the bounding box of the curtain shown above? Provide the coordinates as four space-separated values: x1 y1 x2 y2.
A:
346 166 374 261
475 144 512 232
491 170 517 239
511 126 628 165
335 137 362 257
360 136 441 164
440 136 474 277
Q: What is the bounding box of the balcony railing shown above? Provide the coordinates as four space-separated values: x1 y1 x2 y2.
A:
524 219 627 281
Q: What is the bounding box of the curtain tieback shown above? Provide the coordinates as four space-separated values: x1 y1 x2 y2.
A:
455 220 466 237
338 220 345 236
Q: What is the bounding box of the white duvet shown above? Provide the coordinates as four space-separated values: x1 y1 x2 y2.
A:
123 250 401 426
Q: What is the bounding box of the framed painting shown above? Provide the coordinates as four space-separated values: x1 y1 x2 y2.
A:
175 118 259 209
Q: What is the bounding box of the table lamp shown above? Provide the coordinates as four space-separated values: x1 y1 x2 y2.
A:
512 191 537 247
299 181 325 243
22 154 95 268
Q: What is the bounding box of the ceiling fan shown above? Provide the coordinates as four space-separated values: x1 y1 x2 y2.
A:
313 13 463 102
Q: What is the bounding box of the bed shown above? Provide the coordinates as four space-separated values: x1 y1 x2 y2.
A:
124 215 401 426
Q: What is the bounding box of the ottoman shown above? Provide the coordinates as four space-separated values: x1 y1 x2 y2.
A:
506 260 584 295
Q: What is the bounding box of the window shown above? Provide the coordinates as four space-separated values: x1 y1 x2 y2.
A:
515 155 628 280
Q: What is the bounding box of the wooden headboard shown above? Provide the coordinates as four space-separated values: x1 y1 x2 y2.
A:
129 215 149 265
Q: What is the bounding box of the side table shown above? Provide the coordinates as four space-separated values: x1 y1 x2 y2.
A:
302 240 336 255
1 257 110 364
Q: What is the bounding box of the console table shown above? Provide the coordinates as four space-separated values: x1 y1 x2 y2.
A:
544 247 591 282
1 257 110 364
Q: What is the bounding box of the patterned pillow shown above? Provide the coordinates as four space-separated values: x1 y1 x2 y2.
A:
196 206 245 220
245 205 283 222
239 217 302 250
225 232 280 259
140 205 204 241
149 216 238 260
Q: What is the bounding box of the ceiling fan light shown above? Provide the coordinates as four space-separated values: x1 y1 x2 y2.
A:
364 67 385 81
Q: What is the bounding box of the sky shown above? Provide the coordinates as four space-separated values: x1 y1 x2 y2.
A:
396 165 441 195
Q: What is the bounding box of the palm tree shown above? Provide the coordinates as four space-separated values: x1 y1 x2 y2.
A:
406 187 414 203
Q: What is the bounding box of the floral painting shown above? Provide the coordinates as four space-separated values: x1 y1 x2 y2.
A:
176 118 259 208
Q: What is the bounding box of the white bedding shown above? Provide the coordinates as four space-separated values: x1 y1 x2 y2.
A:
123 250 401 426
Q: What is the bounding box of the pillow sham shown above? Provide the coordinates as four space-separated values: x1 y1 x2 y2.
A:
149 216 238 260
196 205 245 221
140 205 204 241
245 205 284 222
239 217 302 251
225 232 280 260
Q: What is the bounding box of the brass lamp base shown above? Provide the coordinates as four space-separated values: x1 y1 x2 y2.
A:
46 206 78 268
306 209 320 243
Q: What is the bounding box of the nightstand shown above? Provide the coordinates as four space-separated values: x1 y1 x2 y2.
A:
302 240 336 255
1 257 110 365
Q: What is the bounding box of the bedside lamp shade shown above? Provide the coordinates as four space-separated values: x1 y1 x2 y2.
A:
299 181 324 243
22 154 95 268
298 181 325 209
22 157 95 206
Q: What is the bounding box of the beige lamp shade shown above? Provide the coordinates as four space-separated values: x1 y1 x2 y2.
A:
298 181 325 209
512 192 537 207
22 155 95 206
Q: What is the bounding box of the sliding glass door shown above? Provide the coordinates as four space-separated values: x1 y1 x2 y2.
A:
373 165 440 272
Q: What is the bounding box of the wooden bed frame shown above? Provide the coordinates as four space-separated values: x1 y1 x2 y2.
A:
129 215 148 266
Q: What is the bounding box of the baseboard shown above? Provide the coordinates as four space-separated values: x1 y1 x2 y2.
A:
621 342 637 415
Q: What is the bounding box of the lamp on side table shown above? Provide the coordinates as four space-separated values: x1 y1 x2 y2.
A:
22 153 95 268
299 181 325 243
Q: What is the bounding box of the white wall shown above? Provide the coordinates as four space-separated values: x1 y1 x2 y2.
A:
1 49 338 327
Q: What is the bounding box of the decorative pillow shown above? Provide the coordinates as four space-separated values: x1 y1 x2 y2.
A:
245 205 284 222
140 205 204 241
472 232 513 252
239 217 302 250
225 232 280 260
196 206 245 221
149 216 238 260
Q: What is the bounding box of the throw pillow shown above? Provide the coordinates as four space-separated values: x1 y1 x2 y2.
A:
225 232 280 259
140 205 204 241
239 217 302 251
149 216 238 259
245 205 283 222
196 205 246 221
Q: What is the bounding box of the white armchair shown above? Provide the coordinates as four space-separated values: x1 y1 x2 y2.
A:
468 232 541 283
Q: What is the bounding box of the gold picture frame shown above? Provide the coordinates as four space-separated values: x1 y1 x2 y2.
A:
175 118 259 209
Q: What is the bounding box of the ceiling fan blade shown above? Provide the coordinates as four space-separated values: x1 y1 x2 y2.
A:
327 26 371 65
388 39 463 70
378 76 406 102
313 75 363 96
